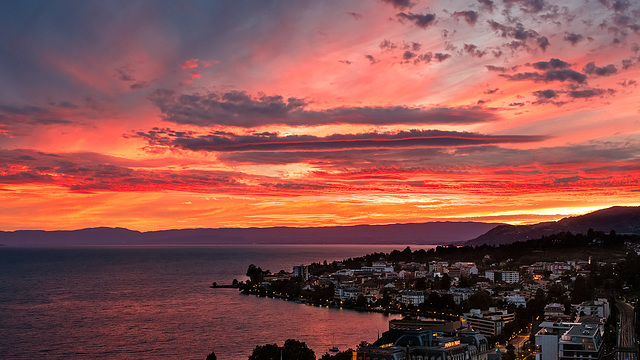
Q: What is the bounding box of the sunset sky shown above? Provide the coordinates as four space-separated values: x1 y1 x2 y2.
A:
1 0 639 231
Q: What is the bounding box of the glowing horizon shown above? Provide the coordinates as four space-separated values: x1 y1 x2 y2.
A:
1 0 639 231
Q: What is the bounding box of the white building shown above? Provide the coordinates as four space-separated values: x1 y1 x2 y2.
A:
505 294 527 307
485 270 520 283
535 321 604 360
400 290 426 305
361 262 394 274
463 308 515 337
335 287 361 301
450 287 474 305
576 298 610 320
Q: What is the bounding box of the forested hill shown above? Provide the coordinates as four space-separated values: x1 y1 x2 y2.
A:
466 206 640 246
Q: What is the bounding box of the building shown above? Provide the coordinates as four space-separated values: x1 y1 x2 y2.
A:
558 323 604 360
293 264 309 280
453 262 479 277
535 321 604 360
463 308 515 337
389 317 463 332
400 290 426 305
362 262 395 274
335 286 361 302
485 270 520 283
543 303 570 321
576 298 610 320
505 294 526 308
449 287 474 305
356 328 491 360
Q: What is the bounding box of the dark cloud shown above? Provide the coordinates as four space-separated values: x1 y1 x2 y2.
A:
619 79 637 87
533 89 558 99
522 0 546 13
537 36 550 51
346 12 363 20
564 32 584 45
486 65 510 72
403 50 416 60
568 88 614 98
503 0 546 13
501 69 587 83
0 149 244 193
463 43 487 57
484 88 499 94
487 20 549 51
214 140 640 182
600 0 632 11
453 11 479 26
554 175 583 184
531 58 570 70
151 90 498 127
503 40 525 51
583 62 618 76
338 59 353 65
53 101 78 109
115 66 134 82
509 102 525 107
0 103 74 133
397 12 437 29
380 39 398 51
433 53 451 62
130 82 148 90
608 14 640 33
130 128 547 153
381 0 414 9
477 0 495 12
365 54 377 64
408 42 422 51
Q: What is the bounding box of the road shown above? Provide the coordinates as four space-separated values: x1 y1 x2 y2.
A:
616 300 638 360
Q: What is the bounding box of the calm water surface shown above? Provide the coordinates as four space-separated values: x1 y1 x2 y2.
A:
0 245 430 359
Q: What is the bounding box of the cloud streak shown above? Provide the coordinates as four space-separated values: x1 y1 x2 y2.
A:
150 89 500 127
129 129 547 153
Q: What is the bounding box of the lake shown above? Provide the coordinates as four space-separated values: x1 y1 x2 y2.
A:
0 244 432 359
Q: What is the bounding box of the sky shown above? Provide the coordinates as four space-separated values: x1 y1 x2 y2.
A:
0 0 639 231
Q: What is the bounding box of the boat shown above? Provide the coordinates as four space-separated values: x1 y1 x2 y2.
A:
329 346 339 353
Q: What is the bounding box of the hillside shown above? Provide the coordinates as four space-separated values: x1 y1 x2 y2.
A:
0 221 500 246
466 206 640 246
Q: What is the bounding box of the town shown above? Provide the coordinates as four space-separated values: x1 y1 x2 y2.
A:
236 230 640 360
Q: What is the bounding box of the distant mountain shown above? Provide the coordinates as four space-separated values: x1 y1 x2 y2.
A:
465 206 640 246
0 221 501 247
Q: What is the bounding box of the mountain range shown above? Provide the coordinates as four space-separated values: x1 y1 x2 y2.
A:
2 206 639 247
0 222 500 246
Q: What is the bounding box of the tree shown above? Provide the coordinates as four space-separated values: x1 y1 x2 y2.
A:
246 264 268 284
248 343 281 360
440 273 452 291
206 350 217 360
248 339 315 360
571 275 590 304
468 290 493 310
503 344 516 360
320 350 353 360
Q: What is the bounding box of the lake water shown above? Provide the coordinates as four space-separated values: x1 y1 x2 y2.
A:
0 245 431 359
